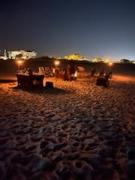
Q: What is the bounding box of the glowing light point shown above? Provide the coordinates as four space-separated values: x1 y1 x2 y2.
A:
17 60 23 66
54 60 60 66
108 62 113 66
74 71 77 77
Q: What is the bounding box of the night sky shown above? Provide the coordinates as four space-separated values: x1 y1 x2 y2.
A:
0 0 135 59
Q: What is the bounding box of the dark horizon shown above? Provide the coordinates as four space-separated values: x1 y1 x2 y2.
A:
1 0 135 60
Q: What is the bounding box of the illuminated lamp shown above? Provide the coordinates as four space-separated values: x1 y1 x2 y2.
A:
54 60 60 66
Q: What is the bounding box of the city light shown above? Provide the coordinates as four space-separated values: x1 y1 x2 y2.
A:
104 59 109 64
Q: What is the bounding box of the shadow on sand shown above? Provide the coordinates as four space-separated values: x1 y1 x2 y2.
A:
0 79 17 83
12 86 71 95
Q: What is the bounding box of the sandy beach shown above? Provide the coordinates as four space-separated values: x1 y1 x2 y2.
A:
0 75 135 180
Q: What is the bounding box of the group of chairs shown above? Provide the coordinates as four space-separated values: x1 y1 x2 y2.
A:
38 66 77 81
16 68 45 89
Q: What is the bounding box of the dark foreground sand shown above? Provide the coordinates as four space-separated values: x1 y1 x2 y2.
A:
0 75 135 180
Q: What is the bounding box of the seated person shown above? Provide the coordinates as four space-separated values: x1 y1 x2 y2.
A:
27 68 33 76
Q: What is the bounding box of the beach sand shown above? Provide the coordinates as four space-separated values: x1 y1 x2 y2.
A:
0 75 135 180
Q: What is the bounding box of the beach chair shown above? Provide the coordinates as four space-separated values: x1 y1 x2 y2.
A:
96 75 110 87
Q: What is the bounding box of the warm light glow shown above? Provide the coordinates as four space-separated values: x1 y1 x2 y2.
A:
108 62 113 66
104 59 109 63
16 60 23 66
113 75 135 82
54 60 60 66
74 71 77 77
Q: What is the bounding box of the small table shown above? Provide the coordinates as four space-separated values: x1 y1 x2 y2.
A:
16 74 44 89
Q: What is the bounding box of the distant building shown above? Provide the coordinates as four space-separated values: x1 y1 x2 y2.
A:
0 49 37 60
0 50 8 60
92 57 103 63
64 53 86 60
8 50 37 59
